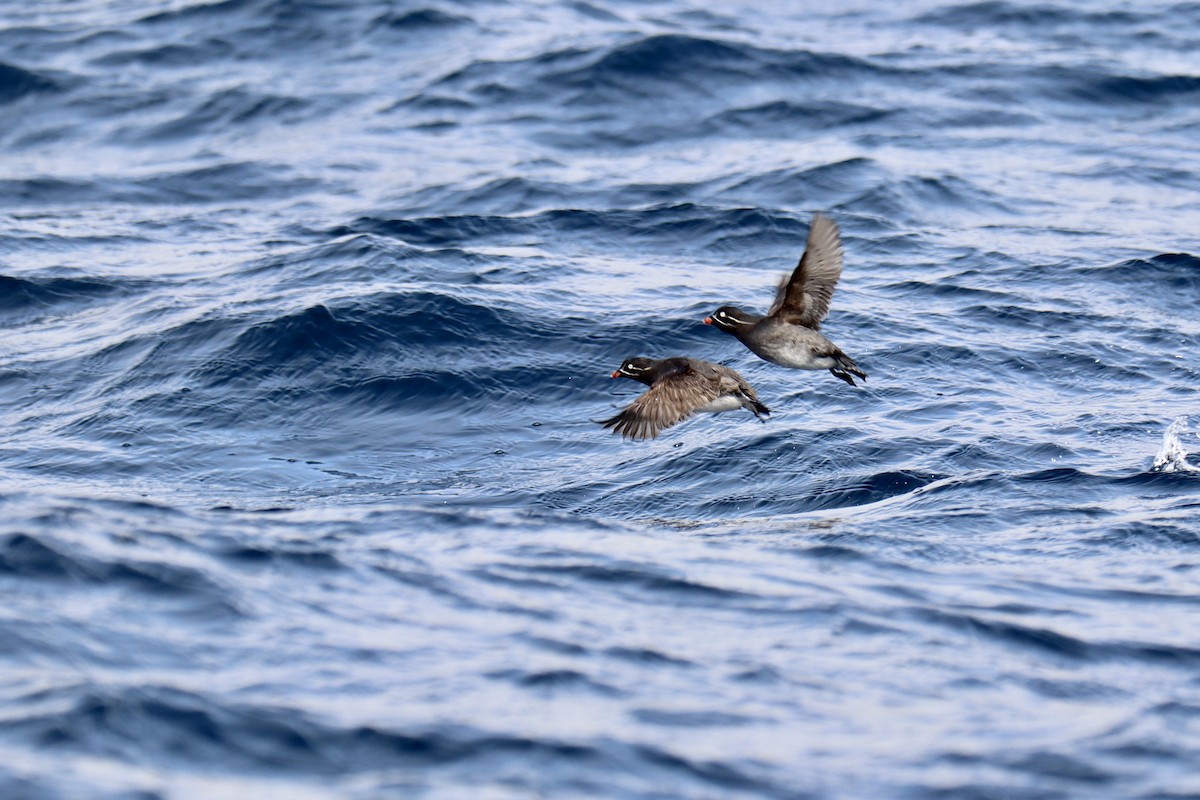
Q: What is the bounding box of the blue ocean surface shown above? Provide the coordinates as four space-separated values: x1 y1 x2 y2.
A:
3 0 1200 797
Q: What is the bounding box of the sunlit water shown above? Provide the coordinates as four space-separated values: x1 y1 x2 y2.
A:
2 1 1200 797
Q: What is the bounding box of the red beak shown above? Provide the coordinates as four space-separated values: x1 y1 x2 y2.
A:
703 317 713 325
610 370 621 378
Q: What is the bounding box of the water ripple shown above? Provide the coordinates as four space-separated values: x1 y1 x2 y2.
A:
3 1 1200 798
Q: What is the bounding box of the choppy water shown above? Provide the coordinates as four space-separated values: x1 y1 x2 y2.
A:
3 1 1200 797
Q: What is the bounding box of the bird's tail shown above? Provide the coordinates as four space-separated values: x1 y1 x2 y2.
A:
739 392 771 420
830 354 867 387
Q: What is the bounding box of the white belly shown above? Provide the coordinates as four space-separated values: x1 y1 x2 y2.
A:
747 320 836 370
754 342 833 370
698 395 743 414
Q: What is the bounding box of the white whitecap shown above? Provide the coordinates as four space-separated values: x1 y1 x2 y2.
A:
1151 416 1200 473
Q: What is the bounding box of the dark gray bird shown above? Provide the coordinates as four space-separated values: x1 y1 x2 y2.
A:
602 356 770 441
704 213 867 386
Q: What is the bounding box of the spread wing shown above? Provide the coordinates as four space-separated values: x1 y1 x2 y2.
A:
767 213 844 329
602 366 722 441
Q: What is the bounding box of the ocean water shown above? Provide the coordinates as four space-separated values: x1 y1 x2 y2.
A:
3 0 1200 797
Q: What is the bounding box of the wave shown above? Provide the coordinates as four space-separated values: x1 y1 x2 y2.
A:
0 61 59 104
917 2 1141 29
1152 416 1200 473
918 605 1200 666
136 0 257 26
0 274 134 317
488 667 622 696
345 203 815 253
134 88 314 141
1075 252 1200 290
581 446 947 517
138 161 331 203
130 0 475 72
141 293 613 418
498 559 753 601
90 39 236 68
28 272 737 439
562 33 882 86
398 33 893 148
238 232 502 284
6 682 782 795
790 469 946 513
0 532 240 619
708 99 894 135
717 158 885 208
368 9 468 32
1 162 331 207
213 292 557 357
878 54 1200 115
840 174 1017 219
1067 72 1200 106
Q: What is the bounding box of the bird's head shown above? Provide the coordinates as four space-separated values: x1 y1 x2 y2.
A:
704 305 756 333
610 357 656 383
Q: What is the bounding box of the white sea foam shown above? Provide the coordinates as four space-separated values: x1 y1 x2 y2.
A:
1151 416 1200 473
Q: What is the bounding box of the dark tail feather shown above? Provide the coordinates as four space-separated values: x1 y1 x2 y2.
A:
738 391 771 421
830 369 856 386
831 354 866 386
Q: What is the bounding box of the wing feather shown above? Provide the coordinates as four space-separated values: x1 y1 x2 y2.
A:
768 213 844 329
602 368 723 441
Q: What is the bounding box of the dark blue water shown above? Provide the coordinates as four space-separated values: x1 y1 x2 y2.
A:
3 1 1200 797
